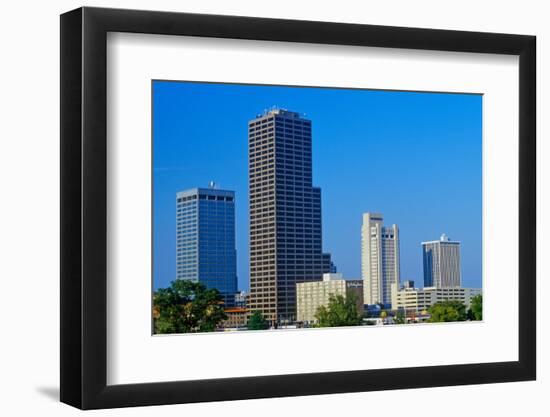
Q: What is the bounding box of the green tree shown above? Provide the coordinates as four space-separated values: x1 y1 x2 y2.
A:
315 294 362 327
153 280 227 334
468 295 483 321
428 300 468 323
247 311 269 330
394 309 406 324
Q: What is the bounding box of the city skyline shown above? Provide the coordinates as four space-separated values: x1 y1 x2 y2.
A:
153 81 482 292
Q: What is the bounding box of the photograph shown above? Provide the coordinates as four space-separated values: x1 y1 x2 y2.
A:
53 4 537 411
152 81 483 334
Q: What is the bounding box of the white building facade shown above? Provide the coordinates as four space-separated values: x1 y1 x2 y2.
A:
296 273 363 324
422 234 461 288
361 213 400 306
391 284 481 313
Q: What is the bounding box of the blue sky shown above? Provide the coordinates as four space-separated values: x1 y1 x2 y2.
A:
153 81 482 291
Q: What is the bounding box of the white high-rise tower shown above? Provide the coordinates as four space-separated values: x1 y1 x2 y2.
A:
361 213 400 306
422 234 461 288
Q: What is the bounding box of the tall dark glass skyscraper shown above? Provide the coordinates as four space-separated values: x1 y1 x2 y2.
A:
176 186 237 305
248 109 331 324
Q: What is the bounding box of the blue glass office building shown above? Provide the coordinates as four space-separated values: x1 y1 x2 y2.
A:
176 186 237 305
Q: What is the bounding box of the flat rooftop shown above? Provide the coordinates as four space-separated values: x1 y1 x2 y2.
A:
176 187 235 199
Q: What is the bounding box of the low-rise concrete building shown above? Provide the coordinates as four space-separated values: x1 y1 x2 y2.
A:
391 283 481 313
220 307 248 329
296 273 363 324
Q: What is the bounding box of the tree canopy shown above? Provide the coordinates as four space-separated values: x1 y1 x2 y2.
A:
468 295 483 321
153 280 227 334
247 311 269 330
394 309 406 324
428 300 468 323
315 294 362 327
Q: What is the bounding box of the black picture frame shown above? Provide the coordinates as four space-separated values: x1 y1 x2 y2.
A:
60 6 536 410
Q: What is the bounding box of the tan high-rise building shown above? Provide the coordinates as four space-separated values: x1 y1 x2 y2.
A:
248 109 331 324
361 213 400 306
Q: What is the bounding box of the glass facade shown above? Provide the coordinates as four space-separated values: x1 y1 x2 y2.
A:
176 187 237 305
422 235 461 288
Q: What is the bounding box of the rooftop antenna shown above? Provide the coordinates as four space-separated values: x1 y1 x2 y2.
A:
209 181 217 189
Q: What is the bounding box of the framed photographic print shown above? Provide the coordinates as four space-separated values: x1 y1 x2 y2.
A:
60 6 536 409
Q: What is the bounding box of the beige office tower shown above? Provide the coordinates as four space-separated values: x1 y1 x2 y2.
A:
361 213 400 306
